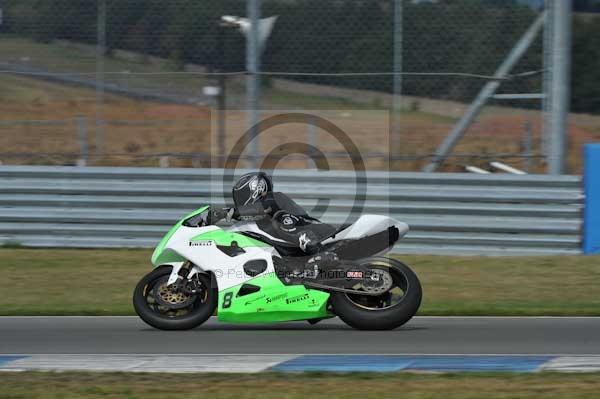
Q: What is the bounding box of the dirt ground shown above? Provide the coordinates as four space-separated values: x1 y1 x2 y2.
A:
0 73 598 172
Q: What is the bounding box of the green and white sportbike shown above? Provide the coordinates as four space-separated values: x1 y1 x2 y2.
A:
133 175 422 330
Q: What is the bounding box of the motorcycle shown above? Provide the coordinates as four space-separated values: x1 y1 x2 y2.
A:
133 205 422 330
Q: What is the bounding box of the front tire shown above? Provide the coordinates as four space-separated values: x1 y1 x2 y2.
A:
330 257 422 330
133 266 217 330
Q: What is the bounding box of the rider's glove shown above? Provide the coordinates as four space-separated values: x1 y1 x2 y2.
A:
208 208 231 224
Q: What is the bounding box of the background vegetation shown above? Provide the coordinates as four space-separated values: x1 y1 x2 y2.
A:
1 0 599 114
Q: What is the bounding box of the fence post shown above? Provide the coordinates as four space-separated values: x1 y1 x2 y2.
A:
76 116 88 167
522 120 532 173
583 144 600 254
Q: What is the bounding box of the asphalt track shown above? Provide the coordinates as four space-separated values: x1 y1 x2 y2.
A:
1 316 599 355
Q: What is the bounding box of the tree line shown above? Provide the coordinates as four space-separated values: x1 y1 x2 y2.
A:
1 0 598 114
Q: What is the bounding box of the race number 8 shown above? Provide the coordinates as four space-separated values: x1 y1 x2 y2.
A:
222 292 233 309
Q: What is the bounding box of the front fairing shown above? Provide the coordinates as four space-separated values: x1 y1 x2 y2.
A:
150 206 279 291
151 206 210 267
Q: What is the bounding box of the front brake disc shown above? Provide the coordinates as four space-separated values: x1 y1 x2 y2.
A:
153 277 196 309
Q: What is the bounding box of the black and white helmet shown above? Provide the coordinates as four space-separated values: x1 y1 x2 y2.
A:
232 172 273 207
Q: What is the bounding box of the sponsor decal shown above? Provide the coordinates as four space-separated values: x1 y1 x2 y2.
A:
279 214 299 233
283 216 294 226
286 293 310 304
265 293 287 304
316 269 346 279
244 294 266 306
298 233 310 251
308 298 320 308
189 240 214 247
346 271 364 279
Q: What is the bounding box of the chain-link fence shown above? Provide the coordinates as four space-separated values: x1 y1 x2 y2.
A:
0 0 596 172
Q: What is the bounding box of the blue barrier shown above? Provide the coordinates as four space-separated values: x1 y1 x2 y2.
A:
584 144 600 254
0 355 27 367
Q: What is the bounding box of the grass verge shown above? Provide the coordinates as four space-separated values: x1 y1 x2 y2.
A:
1 249 599 316
1 371 600 399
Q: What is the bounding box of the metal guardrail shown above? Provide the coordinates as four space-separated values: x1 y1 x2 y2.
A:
0 165 583 255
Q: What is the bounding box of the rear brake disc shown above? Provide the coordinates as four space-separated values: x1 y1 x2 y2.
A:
357 269 393 295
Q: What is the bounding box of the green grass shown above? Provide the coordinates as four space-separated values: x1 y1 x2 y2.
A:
0 249 148 315
411 254 600 316
1 371 600 399
1 249 599 316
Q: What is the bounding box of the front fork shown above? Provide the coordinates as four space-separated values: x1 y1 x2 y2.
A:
166 261 207 295
166 262 185 285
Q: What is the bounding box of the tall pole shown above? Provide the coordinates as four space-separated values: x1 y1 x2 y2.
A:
217 25 227 168
391 0 403 170
547 0 571 175
541 0 553 160
247 0 260 169
95 0 106 158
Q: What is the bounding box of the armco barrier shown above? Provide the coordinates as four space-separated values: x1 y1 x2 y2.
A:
0 165 584 255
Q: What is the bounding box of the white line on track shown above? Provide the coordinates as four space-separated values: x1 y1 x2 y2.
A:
3 316 599 319
4 353 600 357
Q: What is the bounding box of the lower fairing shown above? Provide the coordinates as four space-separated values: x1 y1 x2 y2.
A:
217 272 332 323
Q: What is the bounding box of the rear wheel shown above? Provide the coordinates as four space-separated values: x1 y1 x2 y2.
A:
330 257 422 330
133 266 217 330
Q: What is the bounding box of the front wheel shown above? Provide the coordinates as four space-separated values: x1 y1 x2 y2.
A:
133 266 217 330
330 257 422 330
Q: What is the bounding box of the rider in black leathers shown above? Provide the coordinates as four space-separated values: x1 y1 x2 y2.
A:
210 172 335 254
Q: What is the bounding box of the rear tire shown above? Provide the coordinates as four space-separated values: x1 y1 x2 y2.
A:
330 257 422 330
133 266 217 330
